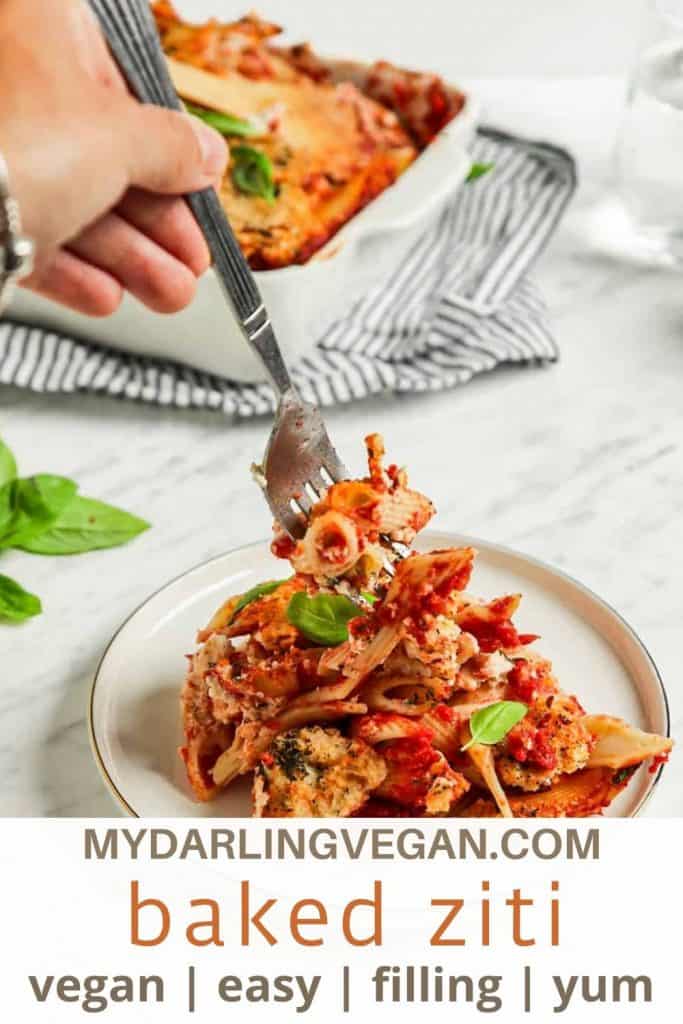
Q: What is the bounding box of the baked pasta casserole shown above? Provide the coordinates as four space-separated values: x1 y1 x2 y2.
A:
152 2 466 268
180 435 672 817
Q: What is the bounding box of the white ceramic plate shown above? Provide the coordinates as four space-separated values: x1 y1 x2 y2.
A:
90 532 670 817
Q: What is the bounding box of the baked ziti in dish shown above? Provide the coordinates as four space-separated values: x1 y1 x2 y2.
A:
152 2 466 268
180 435 671 817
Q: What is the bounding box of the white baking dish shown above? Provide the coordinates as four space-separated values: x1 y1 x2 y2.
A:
8 93 478 384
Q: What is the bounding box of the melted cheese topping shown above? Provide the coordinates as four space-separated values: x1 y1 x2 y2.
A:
155 5 418 268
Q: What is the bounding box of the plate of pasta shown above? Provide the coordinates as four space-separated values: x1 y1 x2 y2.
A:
90 435 671 818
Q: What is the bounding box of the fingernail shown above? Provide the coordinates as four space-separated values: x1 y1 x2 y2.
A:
190 116 228 179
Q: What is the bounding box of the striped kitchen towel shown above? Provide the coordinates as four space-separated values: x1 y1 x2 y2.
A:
0 128 576 417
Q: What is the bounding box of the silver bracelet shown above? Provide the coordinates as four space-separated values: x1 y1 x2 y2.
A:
0 154 34 312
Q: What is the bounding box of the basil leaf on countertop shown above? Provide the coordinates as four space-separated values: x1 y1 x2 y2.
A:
287 592 363 646
18 495 149 555
185 101 258 138
228 579 288 624
465 161 494 183
0 573 42 622
0 480 15 536
461 700 528 751
0 474 78 549
231 145 276 202
0 439 17 487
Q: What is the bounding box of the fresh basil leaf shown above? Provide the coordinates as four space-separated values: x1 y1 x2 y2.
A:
461 700 528 751
18 495 149 555
287 591 362 646
228 579 288 624
466 161 494 183
360 591 378 604
231 145 276 202
185 101 258 138
0 574 42 622
0 439 17 487
0 474 78 549
0 481 15 536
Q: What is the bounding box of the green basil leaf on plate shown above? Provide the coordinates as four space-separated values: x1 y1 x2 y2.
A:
185 101 258 138
0 573 42 622
231 145 276 202
0 474 78 549
287 591 363 646
461 700 528 751
228 579 288 624
465 161 494 183
0 439 17 487
18 495 149 555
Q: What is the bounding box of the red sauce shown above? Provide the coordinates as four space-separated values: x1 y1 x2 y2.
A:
348 615 375 639
385 553 475 640
436 562 473 597
433 703 455 723
271 533 296 560
423 80 464 142
386 463 401 487
296 653 322 690
318 525 352 565
351 799 413 818
384 736 438 770
507 721 557 771
459 616 520 653
380 737 441 806
507 659 552 703
355 713 431 746
392 79 415 109
649 752 670 774
517 633 541 646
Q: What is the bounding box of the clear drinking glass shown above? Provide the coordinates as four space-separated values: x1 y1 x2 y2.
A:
614 0 683 266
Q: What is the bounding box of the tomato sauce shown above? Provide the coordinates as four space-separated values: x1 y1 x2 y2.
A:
507 722 557 771
649 752 670 774
352 799 413 818
507 659 553 703
271 533 296 560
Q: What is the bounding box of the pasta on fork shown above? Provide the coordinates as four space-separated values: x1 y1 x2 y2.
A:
180 434 672 816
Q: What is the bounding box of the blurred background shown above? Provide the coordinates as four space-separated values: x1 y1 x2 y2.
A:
175 0 645 77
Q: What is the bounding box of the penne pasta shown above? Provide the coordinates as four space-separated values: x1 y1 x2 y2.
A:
585 715 673 770
350 712 429 745
359 674 451 716
465 742 514 818
179 433 672 817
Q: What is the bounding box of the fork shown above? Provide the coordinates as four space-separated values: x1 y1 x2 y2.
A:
89 0 352 540
89 2 411 567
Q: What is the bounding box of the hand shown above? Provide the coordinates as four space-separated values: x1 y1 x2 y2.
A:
0 0 228 316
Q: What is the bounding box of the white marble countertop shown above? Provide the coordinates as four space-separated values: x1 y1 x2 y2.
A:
1 78 681 817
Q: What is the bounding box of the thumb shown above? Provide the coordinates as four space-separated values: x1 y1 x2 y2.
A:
123 102 228 194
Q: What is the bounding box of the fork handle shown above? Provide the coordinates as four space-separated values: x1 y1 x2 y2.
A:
88 0 294 396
